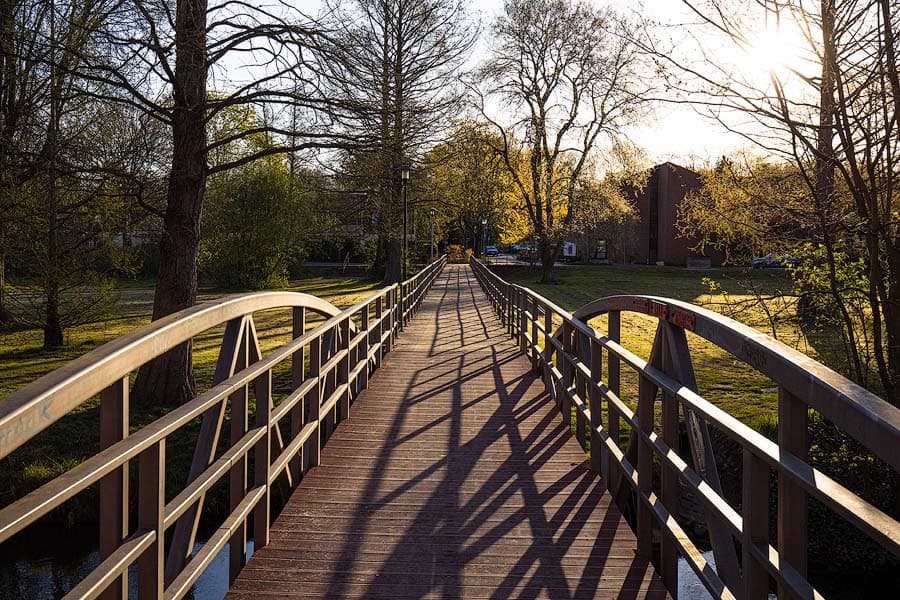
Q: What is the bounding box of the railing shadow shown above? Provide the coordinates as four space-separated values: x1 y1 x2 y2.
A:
304 265 663 599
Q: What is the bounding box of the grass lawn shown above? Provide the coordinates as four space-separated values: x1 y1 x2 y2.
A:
492 263 823 432
0 273 382 521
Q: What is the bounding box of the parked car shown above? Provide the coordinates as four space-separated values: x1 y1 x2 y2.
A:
484 245 499 257
751 253 801 269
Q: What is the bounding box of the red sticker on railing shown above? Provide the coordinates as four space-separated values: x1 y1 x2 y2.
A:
634 298 668 319
669 308 696 331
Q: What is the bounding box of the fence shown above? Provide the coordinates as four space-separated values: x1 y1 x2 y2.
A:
0 256 446 600
470 257 900 599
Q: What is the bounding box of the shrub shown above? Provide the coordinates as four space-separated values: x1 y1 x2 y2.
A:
447 245 473 263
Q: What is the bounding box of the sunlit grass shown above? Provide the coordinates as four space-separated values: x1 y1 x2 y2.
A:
495 264 820 430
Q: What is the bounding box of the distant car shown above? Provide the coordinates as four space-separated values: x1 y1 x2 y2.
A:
751 253 801 269
484 245 499 256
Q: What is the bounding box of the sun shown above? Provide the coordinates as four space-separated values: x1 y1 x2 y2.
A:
745 13 814 79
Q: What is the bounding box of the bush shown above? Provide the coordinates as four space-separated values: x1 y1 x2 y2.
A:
201 160 312 290
448 245 473 264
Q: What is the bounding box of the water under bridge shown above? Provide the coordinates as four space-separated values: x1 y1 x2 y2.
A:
0 258 898 599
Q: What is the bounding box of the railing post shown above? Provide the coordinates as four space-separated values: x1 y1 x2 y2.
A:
636 370 655 561
290 307 305 484
137 440 164 600
307 335 322 468
360 303 371 391
375 294 385 367
561 321 574 423
743 449 770 600
589 337 605 477
530 296 539 371
660 327 680 593
339 316 351 421
254 369 272 552
778 387 808 598
99 377 128 600
388 288 396 351
606 310 621 497
574 331 588 449
229 326 250 582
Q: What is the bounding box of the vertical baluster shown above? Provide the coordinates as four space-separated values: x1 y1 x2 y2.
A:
99 377 128 600
636 372 655 560
229 327 250 582
530 296 539 371
660 345 680 593
575 331 587 450
589 338 604 476
375 294 385 366
388 288 396 351
254 369 272 552
743 449 770 600
339 317 351 421
137 439 165 600
307 335 322 468
561 322 574 426
778 387 807 599
290 307 305 483
607 311 621 496
360 302 371 391
544 304 552 371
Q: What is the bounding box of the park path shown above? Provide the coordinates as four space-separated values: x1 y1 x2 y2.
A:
226 264 668 599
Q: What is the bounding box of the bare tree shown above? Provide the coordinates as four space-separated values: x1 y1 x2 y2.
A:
64 0 366 406
322 0 478 282
652 0 900 407
474 0 647 283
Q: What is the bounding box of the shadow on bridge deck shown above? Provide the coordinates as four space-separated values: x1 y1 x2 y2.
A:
227 264 668 599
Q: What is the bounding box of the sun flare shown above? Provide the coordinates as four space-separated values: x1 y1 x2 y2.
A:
745 14 813 78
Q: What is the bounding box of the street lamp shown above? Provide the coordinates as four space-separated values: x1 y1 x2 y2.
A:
481 218 488 257
400 163 410 279
429 207 437 262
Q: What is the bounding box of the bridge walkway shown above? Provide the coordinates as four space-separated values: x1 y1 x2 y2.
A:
226 264 668 599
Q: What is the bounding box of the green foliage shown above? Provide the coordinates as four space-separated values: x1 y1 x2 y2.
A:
447 245 473 264
201 160 314 290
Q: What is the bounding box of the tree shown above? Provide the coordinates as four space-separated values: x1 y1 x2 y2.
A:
201 158 316 289
422 121 524 251
323 0 478 282
70 0 364 407
652 0 900 408
474 0 647 283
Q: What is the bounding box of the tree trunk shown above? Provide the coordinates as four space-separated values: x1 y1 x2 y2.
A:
43 285 63 348
539 239 555 284
384 237 401 284
132 0 207 409
0 240 11 324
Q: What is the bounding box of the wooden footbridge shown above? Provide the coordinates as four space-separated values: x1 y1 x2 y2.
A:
0 258 898 599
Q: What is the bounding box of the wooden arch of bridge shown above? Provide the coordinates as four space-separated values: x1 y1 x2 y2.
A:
0 257 897 600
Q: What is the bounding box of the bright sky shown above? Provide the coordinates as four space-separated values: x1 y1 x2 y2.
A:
288 0 814 168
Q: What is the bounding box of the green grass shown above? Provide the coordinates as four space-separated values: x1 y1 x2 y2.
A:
0 274 382 522
494 264 823 430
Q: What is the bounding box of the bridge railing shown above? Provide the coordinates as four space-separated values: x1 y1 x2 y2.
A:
470 257 900 600
0 255 446 600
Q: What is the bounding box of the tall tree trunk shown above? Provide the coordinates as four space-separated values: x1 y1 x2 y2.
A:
539 238 555 284
385 237 401 283
132 0 207 409
43 160 63 348
0 227 11 324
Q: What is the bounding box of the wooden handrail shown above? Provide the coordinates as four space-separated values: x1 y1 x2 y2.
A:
0 255 447 600
470 257 900 599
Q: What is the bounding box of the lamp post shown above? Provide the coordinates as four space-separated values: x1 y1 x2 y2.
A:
400 164 410 280
429 207 436 262
481 218 488 257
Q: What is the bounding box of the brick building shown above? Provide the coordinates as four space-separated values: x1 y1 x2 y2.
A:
611 162 724 267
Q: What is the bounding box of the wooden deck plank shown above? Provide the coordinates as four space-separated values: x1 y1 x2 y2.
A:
226 265 669 599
